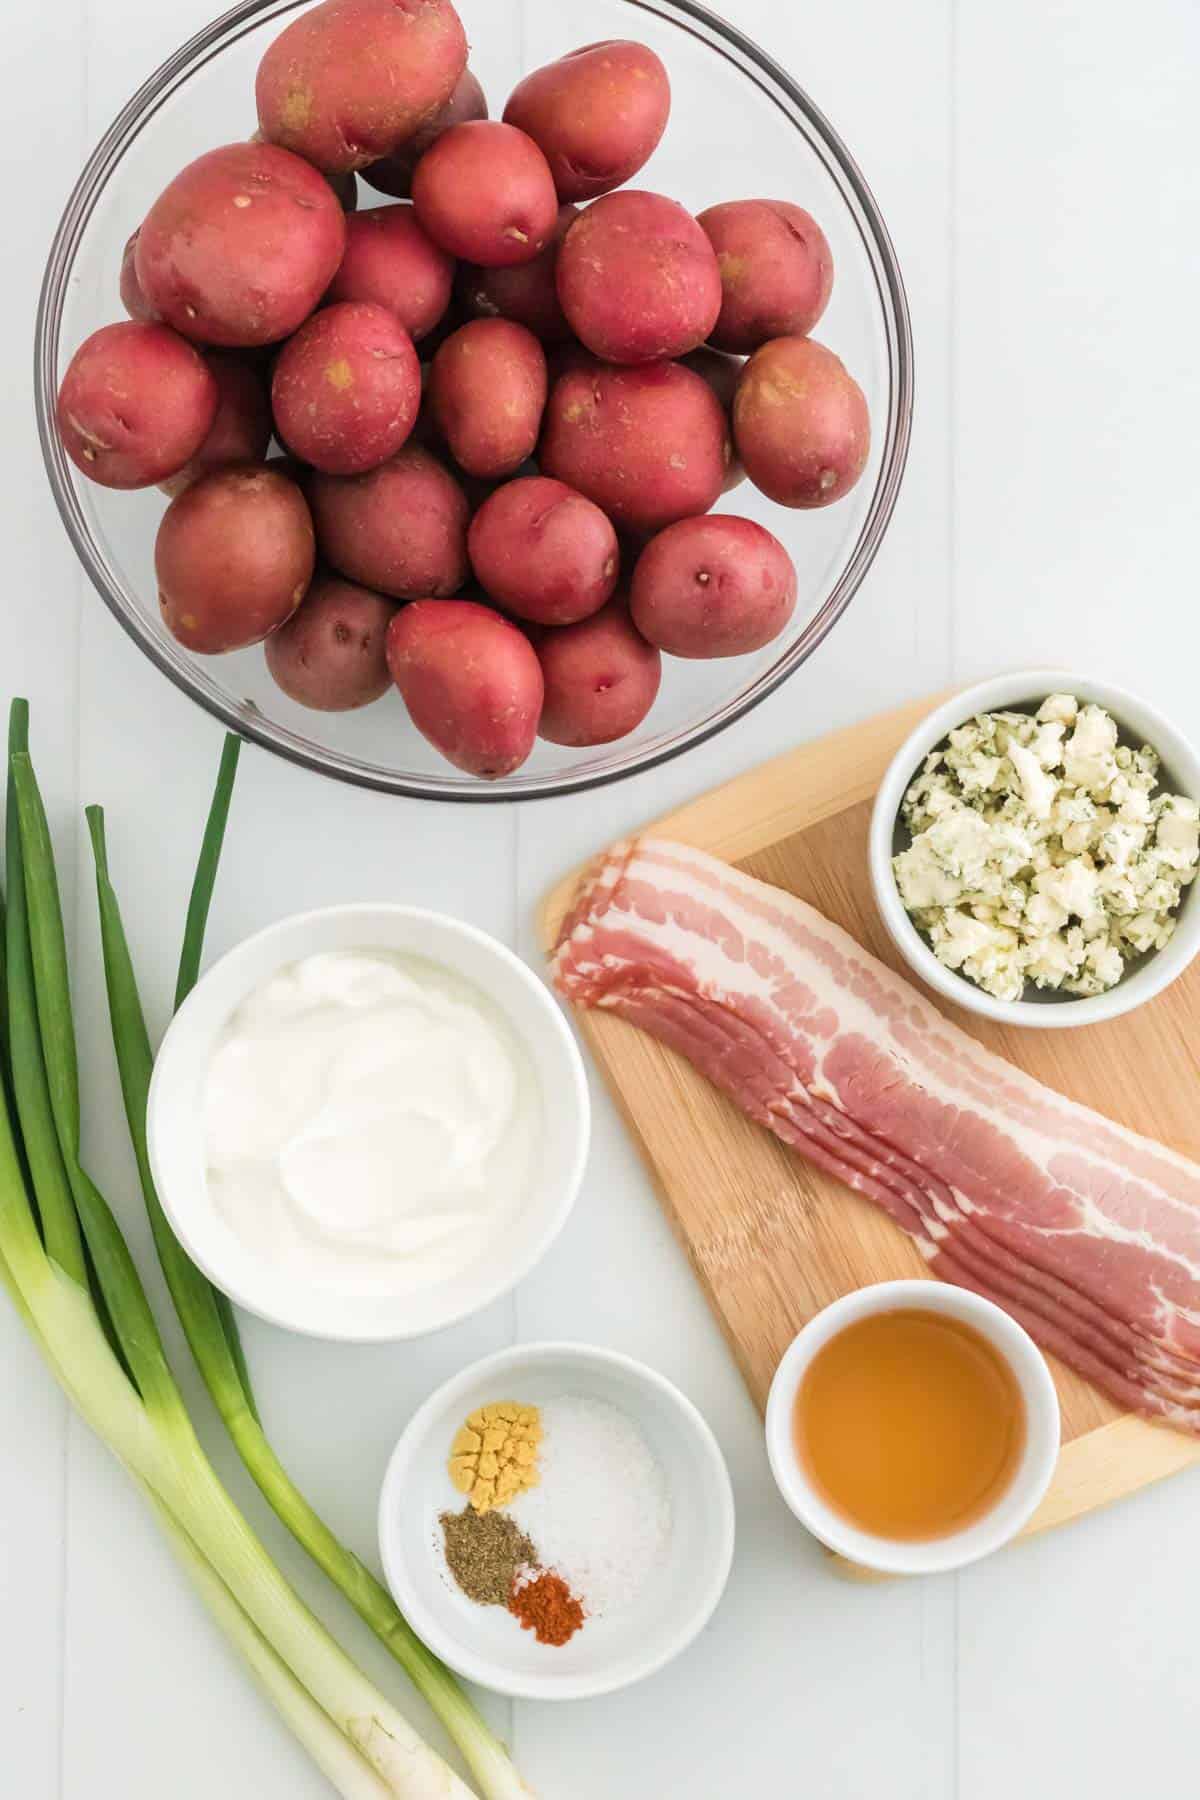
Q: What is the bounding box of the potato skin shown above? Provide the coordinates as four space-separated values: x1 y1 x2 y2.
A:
325 204 454 342
458 203 577 345
136 143 346 347
161 352 272 496
733 335 870 507
468 476 618 625
255 0 467 173
428 319 547 479
57 321 218 490
698 199 833 353
412 121 558 266
120 229 158 321
681 345 745 492
556 191 721 365
271 301 420 474
387 599 543 777
361 68 488 198
265 573 395 710
309 444 469 596
503 41 670 201
629 515 797 657
156 465 315 652
539 358 731 533
535 597 661 745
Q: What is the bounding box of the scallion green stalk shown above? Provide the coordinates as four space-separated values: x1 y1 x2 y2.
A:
6 708 86 1285
2 719 481 1800
86 758 533 1800
150 1497 394 1800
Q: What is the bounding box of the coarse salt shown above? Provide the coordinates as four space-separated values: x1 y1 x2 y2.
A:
508 1395 671 1618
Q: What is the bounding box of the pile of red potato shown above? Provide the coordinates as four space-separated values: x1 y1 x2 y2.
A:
56 0 869 779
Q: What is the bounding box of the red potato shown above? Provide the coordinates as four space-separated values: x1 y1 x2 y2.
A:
156 464 315 652
428 319 547 479
458 203 577 344
414 293 467 362
255 0 467 173
325 204 454 342
271 301 420 475
629 515 797 657
387 599 543 777
56 321 218 490
361 68 488 198
535 597 661 745
468 476 618 624
136 143 346 347
698 199 833 353
539 358 731 533
411 121 558 266
503 41 670 202
681 346 745 492
556 191 721 364
161 353 272 496
309 444 469 596
250 126 359 208
265 573 396 710
733 335 870 507
120 230 157 321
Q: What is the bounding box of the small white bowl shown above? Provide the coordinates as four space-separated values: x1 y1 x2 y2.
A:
147 905 589 1342
869 669 1200 1027
765 1280 1060 1575
377 1342 735 1700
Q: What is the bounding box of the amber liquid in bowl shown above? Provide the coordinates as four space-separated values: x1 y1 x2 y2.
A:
792 1308 1026 1541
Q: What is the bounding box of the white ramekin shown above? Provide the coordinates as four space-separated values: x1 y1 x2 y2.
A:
378 1341 736 1700
868 669 1200 1028
147 905 590 1342
765 1279 1060 1575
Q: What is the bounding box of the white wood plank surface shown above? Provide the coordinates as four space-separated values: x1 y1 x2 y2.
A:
1 0 1197 1794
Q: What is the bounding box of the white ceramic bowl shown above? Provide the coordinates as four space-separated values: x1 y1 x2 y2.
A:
765 1279 1060 1575
869 669 1200 1027
147 905 589 1342
377 1342 735 1700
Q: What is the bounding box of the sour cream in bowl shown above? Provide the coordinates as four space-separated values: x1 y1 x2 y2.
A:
148 907 589 1341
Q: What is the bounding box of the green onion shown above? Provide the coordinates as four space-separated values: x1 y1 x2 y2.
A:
175 732 241 1012
150 1494 393 1800
0 708 483 1800
5 715 86 1285
169 732 260 1417
87 753 533 1800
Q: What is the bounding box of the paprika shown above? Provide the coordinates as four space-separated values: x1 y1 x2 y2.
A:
507 1569 585 1646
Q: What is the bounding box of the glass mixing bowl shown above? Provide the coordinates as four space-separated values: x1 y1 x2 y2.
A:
36 0 912 801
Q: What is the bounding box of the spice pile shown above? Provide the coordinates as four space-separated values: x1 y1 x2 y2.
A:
438 1393 671 1646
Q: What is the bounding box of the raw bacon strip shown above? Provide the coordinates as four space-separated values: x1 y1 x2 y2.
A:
558 850 1200 1409
553 838 1200 1432
610 974 1200 1416
562 839 1200 1377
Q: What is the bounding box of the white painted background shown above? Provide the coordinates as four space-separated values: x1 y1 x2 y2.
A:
4 0 1200 1794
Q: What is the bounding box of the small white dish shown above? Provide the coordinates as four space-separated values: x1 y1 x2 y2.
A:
765 1279 1060 1575
869 669 1200 1027
147 905 589 1342
377 1341 735 1700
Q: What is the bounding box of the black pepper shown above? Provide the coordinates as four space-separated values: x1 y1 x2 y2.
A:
439 1505 537 1606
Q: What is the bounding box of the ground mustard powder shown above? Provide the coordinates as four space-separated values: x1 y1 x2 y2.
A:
449 1401 542 1512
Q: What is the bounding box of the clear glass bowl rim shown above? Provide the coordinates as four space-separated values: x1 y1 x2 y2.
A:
34 0 914 804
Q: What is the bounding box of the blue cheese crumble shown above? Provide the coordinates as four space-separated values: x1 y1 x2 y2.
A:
892 694 1200 1001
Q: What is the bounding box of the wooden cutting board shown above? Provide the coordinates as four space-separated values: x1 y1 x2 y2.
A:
538 693 1200 1563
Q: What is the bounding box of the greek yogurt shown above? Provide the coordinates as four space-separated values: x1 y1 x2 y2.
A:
202 950 539 1294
